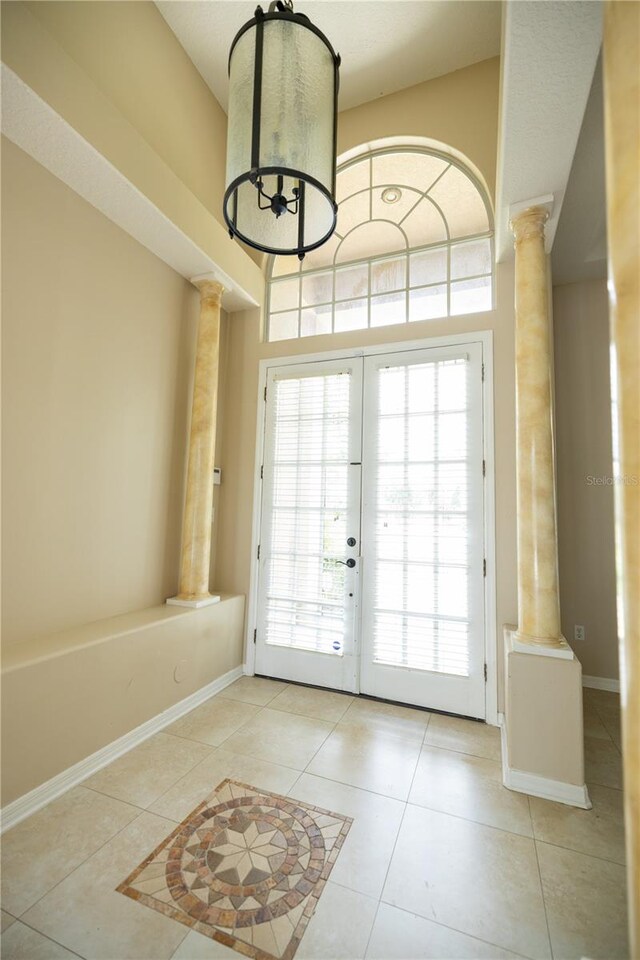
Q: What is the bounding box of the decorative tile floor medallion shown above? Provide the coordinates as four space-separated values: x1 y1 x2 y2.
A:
117 779 353 960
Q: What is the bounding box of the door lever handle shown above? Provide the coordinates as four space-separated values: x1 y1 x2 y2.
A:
335 558 356 568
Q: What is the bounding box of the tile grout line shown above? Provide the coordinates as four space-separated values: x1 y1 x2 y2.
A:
421 709 433 744
365 897 537 960
81 737 221 816
183 685 442 753
81 783 183 824
532 835 627 868
362 820 406 956
404 797 534 840
3 918 88 960
6 803 174 940
531 808 555 960
82 738 627 870
584 690 623 757
362 720 425 958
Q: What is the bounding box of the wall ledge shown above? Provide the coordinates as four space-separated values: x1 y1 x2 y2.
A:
0 62 261 312
0 664 243 833
1 595 243 674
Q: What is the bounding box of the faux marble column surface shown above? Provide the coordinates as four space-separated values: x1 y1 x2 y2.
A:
510 206 564 647
603 0 640 952
177 280 223 601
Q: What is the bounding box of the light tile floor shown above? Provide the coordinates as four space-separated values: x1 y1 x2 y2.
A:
0 680 628 960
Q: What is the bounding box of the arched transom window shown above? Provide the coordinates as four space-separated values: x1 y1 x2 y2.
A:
267 147 494 341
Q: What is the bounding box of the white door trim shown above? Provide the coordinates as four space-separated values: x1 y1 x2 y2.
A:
244 330 498 726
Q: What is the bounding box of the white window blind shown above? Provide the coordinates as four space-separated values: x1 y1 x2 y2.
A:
372 356 472 676
262 372 351 655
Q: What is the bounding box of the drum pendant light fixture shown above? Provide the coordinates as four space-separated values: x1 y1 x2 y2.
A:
223 0 340 260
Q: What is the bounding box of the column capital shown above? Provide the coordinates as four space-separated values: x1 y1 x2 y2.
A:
509 205 549 246
193 278 224 303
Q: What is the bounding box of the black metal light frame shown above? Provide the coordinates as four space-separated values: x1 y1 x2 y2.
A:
223 1 341 260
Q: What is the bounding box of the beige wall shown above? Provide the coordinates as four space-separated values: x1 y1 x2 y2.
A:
553 278 618 680
338 57 500 197
1 597 245 805
1 1 265 293
1 139 245 804
1 137 202 646
24 0 262 269
25 0 227 225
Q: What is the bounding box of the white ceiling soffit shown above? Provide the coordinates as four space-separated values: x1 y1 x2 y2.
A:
0 65 257 312
552 58 607 286
156 0 501 113
496 0 603 262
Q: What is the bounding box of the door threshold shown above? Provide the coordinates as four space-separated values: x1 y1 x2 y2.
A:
254 673 486 724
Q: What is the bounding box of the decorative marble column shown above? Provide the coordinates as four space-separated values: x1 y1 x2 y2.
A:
168 279 224 608
501 205 588 809
510 206 565 649
603 1 639 952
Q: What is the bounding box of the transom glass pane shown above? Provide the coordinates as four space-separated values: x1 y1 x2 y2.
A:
302 271 333 306
301 303 332 337
335 263 368 301
269 311 299 341
429 167 489 238
270 277 300 312
336 221 406 264
371 291 406 328
409 284 447 322
371 257 406 295
372 152 448 193
402 199 448 247
334 299 368 332
450 277 492 315
410 248 447 287
450 238 491 280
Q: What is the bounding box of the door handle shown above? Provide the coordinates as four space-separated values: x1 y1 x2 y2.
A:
336 558 356 568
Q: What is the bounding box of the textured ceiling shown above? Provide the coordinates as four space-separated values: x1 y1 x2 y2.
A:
156 0 501 112
495 1 602 261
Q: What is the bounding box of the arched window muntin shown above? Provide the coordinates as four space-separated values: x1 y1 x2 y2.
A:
266 145 494 342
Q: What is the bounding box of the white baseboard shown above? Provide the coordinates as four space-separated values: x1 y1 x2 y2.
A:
0 664 244 834
583 675 620 693
498 715 592 809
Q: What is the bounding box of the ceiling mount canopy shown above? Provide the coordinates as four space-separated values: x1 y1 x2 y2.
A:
223 0 341 260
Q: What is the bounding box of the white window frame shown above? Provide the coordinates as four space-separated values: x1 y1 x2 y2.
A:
266 146 495 342
244 329 498 727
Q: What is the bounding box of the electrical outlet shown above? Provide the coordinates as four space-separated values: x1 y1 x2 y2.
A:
574 624 585 643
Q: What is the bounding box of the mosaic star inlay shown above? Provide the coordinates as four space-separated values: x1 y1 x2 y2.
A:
117 779 353 960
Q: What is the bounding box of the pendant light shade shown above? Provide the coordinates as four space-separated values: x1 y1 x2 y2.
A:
223 2 340 260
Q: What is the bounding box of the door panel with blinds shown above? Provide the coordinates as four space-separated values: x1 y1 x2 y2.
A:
359 344 485 717
255 360 362 691
255 341 486 717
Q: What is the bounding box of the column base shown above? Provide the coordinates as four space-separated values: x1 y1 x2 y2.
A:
502 625 590 808
166 595 221 609
512 631 574 659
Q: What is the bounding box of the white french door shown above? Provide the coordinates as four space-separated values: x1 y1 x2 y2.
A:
254 359 362 691
254 341 487 718
360 344 485 717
